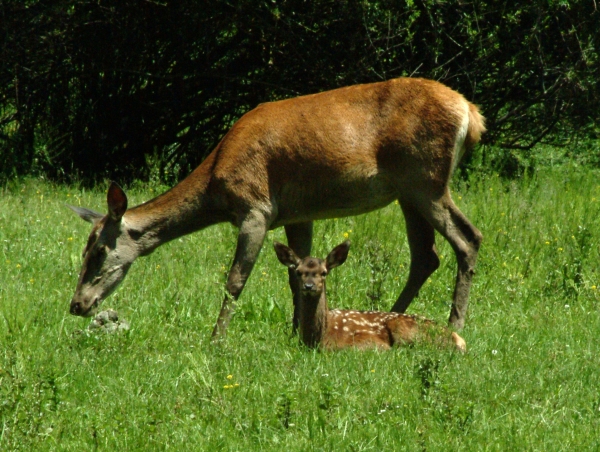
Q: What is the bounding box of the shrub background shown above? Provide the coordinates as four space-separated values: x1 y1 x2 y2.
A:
1 0 599 183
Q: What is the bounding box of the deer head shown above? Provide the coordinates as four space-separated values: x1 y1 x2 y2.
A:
67 182 139 317
274 240 350 297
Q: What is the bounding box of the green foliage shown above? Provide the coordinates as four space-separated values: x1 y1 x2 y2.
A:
1 1 598 183
1 167 600 449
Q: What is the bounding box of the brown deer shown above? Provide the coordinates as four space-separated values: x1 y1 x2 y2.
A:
274 241 466 351
67 77 484 338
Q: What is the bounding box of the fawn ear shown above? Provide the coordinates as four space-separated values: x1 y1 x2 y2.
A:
326 240 350 271
107 181 128 221
274 242 301 268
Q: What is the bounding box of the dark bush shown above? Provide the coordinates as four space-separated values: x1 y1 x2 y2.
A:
1 1 598 183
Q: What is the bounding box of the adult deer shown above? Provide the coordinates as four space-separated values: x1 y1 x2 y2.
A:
274 241 466 351
68 77 485 338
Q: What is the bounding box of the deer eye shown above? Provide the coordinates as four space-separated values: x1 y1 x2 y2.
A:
321 271 327 277
296 270 302 277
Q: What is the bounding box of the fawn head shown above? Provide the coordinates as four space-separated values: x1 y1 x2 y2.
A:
67 182 138 317
274 241 350 296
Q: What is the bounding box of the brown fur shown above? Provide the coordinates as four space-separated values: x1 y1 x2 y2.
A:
274 241 466 352
67 78 484 338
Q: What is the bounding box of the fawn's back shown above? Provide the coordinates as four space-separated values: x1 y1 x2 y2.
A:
324 309 465 351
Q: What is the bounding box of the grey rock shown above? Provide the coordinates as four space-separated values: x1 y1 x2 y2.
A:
88 309 130 333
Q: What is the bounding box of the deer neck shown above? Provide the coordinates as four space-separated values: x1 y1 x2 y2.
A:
124 154 231 254
298 289 329 348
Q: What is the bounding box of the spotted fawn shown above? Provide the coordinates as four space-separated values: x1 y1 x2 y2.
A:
274 241 466 352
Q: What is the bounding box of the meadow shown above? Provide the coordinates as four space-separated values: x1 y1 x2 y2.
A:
1 166 600 450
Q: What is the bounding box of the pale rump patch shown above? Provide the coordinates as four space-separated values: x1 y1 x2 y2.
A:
451 101 471 174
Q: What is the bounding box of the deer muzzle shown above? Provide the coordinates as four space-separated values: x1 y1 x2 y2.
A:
69 296 100 317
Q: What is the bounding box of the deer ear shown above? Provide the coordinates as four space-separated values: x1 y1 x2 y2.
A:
107 181 128 221
326 240 350 271
273 242 301 268
67 205 104 224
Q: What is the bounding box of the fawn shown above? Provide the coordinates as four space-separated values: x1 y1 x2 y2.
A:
274 241 466 352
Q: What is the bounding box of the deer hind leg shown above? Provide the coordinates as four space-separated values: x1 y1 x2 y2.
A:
391 203 440 314
426 191 482 330
284 222 314 334
211 211 269 339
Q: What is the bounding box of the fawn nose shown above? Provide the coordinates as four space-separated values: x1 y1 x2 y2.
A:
303 282 314 291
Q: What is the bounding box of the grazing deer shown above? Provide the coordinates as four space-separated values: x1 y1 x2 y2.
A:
274 241 466 351
67 77 484 338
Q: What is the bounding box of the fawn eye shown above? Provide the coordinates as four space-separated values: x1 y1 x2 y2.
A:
321 271 327 277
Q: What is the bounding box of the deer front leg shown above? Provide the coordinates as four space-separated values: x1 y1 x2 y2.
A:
284 222 314 334
211 211 269 339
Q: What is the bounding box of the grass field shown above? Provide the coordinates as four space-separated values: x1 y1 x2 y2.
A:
1 166 600 450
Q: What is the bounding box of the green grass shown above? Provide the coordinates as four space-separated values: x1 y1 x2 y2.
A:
1 167 600 450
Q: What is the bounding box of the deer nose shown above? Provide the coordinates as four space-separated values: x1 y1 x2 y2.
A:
70 299 82 315
303 282 314 291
